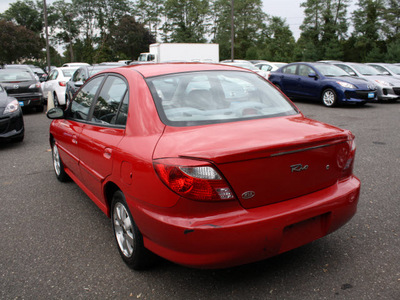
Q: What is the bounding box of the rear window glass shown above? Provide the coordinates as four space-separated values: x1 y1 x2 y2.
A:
0 69 34 81
146 71 298 126
62 69 78 77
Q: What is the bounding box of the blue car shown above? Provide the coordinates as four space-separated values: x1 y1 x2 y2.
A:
269 62 378 107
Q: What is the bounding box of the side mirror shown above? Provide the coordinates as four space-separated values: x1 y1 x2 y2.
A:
47 107 65 119
308 72 318 78
75 81 84 87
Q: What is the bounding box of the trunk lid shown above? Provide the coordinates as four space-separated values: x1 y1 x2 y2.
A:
154 115 353 209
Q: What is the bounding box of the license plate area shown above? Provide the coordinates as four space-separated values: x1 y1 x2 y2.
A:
368 92 375 98
18 101 24 107
280 212 331 253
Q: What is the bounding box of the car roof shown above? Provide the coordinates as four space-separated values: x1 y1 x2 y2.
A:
116 62 252 78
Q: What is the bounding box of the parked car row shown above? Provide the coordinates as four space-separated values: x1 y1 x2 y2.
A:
233 60 400 107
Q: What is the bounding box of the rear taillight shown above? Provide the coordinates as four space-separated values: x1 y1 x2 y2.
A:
153 158 235 201
59 81 67 87
338 137 356 179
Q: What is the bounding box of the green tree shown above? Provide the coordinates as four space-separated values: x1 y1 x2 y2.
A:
262 16 295 62
0 20 44 65
134 0 165 40
385 40 400 62
352 0 385 62
382 0 400 41
49 0 80 62
110 15 155 60
299 0 349 60
162 0 210 42
212 0 266 60
0 0 43 33
71 0 98 61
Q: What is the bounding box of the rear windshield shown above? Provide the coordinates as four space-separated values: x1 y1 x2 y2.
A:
146 70 298 126
0 69 34 81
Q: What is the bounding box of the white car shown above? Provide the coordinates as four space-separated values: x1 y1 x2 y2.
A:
255 62 287 78
42 67 79 106
220 60 269 79
62 62 90 68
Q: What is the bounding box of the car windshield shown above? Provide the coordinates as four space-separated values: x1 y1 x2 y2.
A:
315 64 350 77
273 63 287 68
147 70 298 126
89 66 118 76
352 64 381 76
0 69 34 81
385 64 400 75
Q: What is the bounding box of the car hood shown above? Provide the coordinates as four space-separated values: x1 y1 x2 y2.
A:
363 75 400 86
329 76 373 89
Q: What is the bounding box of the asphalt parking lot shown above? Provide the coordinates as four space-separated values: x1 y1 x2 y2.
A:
1 100 399 300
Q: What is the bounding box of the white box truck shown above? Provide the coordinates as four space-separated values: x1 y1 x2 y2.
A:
138 43 219 63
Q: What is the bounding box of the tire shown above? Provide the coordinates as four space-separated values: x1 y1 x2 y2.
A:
36 105 44 113
12 134 24 143
274 83 282 90
111 190 155 270
52 142 70 182
322 88 337 107
53 93 59 107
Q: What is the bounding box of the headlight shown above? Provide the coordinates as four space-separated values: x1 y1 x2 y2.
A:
374 80 393 87
29 83 41 89
337 81 356 89
4 99 20 114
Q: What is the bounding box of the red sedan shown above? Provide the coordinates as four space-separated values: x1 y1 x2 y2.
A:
47 63 360 269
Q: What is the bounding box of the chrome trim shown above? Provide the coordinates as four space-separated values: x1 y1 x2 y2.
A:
270 143 334 157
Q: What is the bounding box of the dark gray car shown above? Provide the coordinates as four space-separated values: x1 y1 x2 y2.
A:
0 85 24 142
0 69 44 112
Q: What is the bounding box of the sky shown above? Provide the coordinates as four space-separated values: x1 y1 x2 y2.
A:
0 0 358 40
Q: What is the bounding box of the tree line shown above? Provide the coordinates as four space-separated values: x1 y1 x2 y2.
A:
0 0 399 67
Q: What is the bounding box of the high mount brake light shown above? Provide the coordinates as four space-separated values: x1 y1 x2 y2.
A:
153 158 235 201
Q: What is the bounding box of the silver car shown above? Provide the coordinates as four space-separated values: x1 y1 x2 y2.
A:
367 63 400 80
334 62 400 101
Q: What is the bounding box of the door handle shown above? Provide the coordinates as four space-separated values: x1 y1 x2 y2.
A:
72 134 78 144
103 148 112 159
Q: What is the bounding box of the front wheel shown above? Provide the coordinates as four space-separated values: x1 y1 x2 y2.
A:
322 88 337 107
52 143 70 182
111 191 155 270
53 93 60 107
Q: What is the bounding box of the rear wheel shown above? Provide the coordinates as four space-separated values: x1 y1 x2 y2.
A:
322 88 337 107
111 190 155 270
36 105 44 113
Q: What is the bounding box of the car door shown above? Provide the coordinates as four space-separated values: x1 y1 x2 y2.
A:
42 69 58 98
279 64 299 96
55 75 105 179
78 75 129 202
296 64 318 98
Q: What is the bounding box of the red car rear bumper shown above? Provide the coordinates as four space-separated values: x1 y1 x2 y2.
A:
130 176 360 269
